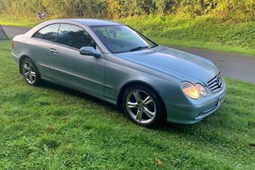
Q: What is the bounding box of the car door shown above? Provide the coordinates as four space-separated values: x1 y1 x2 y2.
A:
30 24 60 77
49 24 105 96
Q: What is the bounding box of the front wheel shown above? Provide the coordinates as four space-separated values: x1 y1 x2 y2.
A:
21 58 41 86
122 85 165 127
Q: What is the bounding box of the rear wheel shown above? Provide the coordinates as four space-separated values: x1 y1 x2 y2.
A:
21 58 41 86
122 85 165 127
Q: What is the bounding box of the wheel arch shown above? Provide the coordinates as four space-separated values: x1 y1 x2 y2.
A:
19 55 31 74
117 81 167 120
19 56 42 86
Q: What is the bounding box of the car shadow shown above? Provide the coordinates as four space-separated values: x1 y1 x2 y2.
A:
38 81 213 133
39 81 117 110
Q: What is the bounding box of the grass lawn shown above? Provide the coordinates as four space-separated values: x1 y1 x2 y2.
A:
1 15 255 56
120 15 255 56
0 15 39 28
0 39 255 169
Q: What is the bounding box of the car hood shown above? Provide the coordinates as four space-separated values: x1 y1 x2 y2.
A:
116 46 219 83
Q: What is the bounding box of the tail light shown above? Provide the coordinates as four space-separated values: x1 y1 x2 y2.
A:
12 40 14 49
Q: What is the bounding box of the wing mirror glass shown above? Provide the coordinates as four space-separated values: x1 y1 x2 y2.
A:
79 46 101 58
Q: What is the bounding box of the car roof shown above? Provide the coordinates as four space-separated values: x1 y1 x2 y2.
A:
26 19 122 35
26 19 123 36
70 18 122 26
42 18 122 27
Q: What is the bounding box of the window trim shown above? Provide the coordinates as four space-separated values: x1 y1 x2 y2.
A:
32 23 102 53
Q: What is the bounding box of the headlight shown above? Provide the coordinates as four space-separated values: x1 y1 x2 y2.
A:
181 82 207 99
181 82 200 99
195 83 207 97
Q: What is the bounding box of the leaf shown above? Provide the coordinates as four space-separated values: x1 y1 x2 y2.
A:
156 159 162 165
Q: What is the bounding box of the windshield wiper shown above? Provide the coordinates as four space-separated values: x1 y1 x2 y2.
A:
129 46 149 52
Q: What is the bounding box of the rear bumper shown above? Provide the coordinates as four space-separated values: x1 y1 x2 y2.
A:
12 52 19 65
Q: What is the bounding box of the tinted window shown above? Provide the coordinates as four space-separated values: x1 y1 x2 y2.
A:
33 24 59 42
57 24 95 49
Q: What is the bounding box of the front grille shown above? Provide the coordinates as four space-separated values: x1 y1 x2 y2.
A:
207 73 223 92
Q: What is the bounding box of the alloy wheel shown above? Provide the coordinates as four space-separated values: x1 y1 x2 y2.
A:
125 89 157 124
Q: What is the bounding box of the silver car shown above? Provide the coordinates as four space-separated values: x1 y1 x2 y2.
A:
12 19 226 127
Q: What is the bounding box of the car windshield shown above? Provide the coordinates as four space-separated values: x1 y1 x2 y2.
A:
91 25 157 53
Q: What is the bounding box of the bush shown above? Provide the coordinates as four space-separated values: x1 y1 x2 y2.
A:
0 0 254 21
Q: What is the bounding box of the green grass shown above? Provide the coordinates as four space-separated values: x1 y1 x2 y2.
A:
1 14 255 56
0 14 40 27
119 15 255 56
0 40 255 169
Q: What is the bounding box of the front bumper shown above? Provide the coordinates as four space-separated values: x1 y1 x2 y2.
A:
164 82 226 124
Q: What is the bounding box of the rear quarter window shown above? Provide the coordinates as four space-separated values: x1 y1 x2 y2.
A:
33 24 60 42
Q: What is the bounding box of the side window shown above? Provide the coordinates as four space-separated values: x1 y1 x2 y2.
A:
33 24 59 42
57 24 96 49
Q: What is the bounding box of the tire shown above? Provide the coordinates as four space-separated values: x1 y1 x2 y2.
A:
21 58 41 86
122 85 165 127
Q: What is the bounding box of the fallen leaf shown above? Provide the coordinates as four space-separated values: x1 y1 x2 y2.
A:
156 159 162 165
47 126 55 132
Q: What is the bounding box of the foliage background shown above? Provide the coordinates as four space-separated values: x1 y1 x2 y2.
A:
0 0 254 21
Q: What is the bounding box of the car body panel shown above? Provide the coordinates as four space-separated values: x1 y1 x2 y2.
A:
49 43 105 96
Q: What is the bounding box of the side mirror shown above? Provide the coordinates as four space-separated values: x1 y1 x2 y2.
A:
79 46 101 58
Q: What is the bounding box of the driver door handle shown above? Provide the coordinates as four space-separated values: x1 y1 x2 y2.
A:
49 48 58 54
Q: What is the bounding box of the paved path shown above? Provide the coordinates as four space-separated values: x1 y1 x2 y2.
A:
170 46 255 83
2 25 255 83
2 25 31 37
